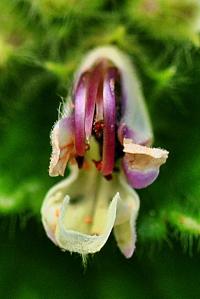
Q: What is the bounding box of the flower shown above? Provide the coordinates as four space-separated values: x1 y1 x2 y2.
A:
41 46 168 258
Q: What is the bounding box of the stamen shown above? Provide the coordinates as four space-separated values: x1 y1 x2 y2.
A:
93 160 103 171
74 73 89 156
85 64 102 140
96 79 104 121
75 60 123 176
92 160 113 180
101 68 116 176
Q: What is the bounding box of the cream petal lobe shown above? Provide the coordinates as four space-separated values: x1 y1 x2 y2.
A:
55 195 119 254
41 164 120 255
114 175 140 258
41 166 79 244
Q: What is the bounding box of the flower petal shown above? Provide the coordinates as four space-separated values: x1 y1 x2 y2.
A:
41 165 79 244
56 194 118 254
122 138 169 189
118 123 152 146
41 163 120 255
114 174 140 258
49 116 75 177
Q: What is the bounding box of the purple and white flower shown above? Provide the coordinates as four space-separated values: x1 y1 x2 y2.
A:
41 46 168 258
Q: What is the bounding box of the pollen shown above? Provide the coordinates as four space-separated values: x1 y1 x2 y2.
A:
93 120 104 139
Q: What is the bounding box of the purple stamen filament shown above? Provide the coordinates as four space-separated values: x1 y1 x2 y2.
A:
74 73 89 156
85 64 103 140
73 60 121 179
101 69 116 176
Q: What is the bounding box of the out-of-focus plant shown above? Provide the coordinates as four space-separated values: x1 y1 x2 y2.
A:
127 0 200 45
0 0 200 256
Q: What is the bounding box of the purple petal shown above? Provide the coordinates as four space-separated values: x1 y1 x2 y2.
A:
101 69 116 176
118 123 152 146
85 65 102 140
122 157 159 189
74 74 88 156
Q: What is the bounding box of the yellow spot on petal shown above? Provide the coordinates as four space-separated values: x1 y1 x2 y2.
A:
82 161 92 170
84 216 93 224
55 208 60 217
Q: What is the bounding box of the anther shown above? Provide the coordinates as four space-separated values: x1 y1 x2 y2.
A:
93 120 104 139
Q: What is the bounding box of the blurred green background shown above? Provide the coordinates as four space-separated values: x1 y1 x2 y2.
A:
1 219 200 299
0 0 200 298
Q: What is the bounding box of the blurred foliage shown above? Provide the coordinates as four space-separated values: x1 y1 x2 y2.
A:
128 0 200 45
1 218 200 299
0 0 200 297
